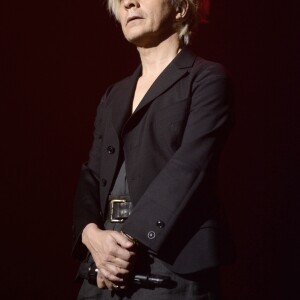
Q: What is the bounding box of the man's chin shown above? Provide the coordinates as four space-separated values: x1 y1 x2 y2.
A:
127 37 162 49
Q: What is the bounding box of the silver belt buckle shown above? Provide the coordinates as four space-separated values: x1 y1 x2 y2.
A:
110 199 127 223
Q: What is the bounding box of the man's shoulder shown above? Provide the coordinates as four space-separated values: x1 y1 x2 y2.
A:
175 47 227 79
192 55 227 79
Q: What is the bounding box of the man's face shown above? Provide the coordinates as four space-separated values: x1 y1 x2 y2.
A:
118 0 177 47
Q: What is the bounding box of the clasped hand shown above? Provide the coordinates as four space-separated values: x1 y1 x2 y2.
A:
82 223 137 290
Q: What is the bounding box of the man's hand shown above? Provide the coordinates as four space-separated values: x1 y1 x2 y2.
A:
82 223 136 290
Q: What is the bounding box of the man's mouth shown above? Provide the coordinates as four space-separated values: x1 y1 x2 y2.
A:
127 16 143 25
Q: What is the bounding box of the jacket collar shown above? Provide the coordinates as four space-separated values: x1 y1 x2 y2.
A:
133 47 196 113
111 47 197 136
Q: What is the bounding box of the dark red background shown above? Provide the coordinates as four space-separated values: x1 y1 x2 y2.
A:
1 0 299 299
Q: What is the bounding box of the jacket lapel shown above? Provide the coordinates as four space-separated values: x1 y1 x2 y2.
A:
110 65 142 136
122 47 197 134
110 47 196 137
133 47 196 115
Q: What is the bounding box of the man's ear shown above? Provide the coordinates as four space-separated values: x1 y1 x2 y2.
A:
175 0 189 21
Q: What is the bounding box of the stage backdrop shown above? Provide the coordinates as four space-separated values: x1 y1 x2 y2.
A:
1 0 299 299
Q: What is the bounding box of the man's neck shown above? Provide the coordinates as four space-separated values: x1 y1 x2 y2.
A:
137 33 183 78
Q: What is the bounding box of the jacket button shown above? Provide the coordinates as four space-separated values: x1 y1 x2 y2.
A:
107 146 115 154
156 220 165 228
101 178 107 186
147 231 156 239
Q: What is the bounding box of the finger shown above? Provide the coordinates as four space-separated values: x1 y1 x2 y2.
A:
98 269 113 290
96 274 107 289
100 271 128 291
109 263 132 278
94 259 132 283
99 239 133 262
114 256 131 270
94 251 132 270
100 254 133 270
102 275 116 291
100 267 126 283
113 245 136 262
111 231 134 249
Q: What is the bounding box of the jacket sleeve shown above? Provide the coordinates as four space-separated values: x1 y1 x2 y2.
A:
121 63 231 253
72 94 108 261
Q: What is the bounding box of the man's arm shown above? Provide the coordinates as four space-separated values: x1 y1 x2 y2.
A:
72 90 136 288
121 63 231 252
72 97 107 261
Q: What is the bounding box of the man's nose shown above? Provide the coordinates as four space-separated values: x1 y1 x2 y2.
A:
123 0 139 9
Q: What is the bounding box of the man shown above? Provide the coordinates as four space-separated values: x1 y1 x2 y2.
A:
73 0 231 299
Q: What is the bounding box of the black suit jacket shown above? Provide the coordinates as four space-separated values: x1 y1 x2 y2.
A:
73 47 231 274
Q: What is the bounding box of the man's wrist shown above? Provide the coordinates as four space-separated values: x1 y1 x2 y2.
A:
82 223 100 245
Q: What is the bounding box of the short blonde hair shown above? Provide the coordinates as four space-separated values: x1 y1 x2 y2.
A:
107 0 208 45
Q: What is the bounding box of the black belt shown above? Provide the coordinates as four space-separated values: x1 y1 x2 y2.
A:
108 195 133 223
